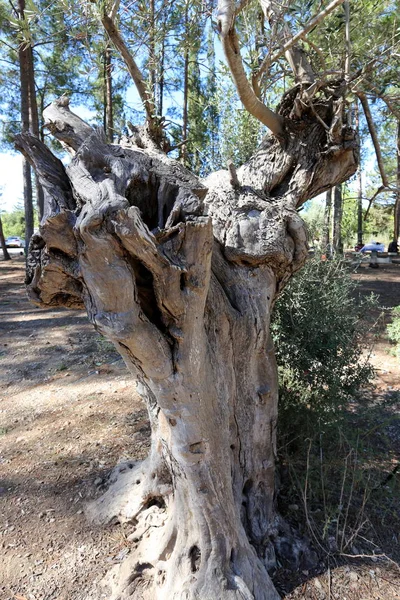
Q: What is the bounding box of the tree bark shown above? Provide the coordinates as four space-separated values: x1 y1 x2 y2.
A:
322 189 332 253
181 2 189 166
394 120 400 243
149 0 156 104
26 42 44 220
357 168 363 246
333 184 343 254
16 88 358 599
0 215 11 261
158 25 166 117
17 0 34 249
355 101 363 246
104 42 114 143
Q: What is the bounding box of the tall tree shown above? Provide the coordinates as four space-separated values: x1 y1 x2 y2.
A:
322 188 332 252
333 184 344 254
0 213 11 261
355 101 363 246
394 121 400 243
103 42 114 142
15 1 394 598
16 0 34 249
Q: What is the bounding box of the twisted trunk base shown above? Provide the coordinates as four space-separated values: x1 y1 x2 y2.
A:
86 264 283 599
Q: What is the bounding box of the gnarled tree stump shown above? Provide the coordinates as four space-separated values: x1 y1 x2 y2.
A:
16 92 357 599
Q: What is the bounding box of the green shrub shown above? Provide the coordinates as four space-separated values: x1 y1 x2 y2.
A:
387 306 400 359
271 256 376 441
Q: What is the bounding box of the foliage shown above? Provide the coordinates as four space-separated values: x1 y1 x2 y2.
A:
387 306 400 359
272 256 400 560
1 208 38 237
271 256 376 441
302 200 324 243
278 394 400 560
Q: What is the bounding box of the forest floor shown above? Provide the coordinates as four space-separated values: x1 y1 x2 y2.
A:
0 255 399 600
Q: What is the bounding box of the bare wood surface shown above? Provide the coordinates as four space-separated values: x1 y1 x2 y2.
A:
43 96 93 152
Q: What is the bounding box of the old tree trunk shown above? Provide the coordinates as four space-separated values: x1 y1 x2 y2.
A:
16 89 357 599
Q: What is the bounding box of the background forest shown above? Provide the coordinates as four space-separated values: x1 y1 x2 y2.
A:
0 0 399 251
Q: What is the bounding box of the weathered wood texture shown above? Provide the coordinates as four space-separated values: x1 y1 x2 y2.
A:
16 91 358 600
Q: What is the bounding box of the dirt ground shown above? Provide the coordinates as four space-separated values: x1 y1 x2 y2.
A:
0 256 399 600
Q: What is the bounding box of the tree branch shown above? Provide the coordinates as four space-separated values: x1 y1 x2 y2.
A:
235 0 251 15
109 0 120 21
217 0 283 136
43 96 93 153
357 92 389 188
101 13 160 137
363 185 386 222
14 131 75 218
363 82 400 121
255 0 345 84
344 0 350 84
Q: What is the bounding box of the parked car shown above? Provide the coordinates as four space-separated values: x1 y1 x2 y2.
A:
5 236 25 248
359 241 385 253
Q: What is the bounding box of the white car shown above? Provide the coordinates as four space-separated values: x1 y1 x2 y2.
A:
5 236 25 248
360 242 385 253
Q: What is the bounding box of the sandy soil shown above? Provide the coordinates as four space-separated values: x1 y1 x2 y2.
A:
0 258 149 600
0 257 399 600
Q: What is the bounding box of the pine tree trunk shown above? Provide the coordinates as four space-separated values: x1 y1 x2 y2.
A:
333 184 343 254
16 91 358 599
104 43 114 143
357 168 363 246
355 101 363 246
158 31 165 117
26 42 44 221
149 0 156 105
181 3 189 166
322 189 332 253
0 216 11 261
394 120 400 243
17 0 34 248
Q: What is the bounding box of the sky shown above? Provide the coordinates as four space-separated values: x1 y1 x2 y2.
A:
0 152 24 212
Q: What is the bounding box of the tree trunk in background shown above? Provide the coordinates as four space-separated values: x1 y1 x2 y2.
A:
26 42 44 221
0 216 11 261
158 29 165 117
357 167 363 246
333 184 343 254
17 0 34 249
104 43 114 143
394 120 400 243
149 0 156 105
322 188 332 253
181 3 189 166
355 101 363 246
16 90 358 599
